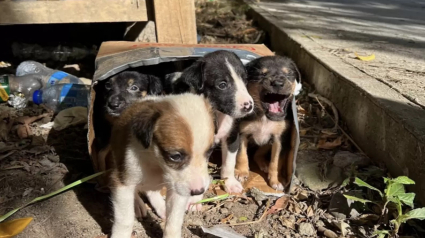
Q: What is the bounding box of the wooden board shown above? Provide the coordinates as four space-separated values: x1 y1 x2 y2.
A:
0 0 148 25
153 0 197 44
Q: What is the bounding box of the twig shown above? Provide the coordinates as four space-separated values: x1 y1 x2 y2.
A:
308 93 339 132
229 198 271 226
0 150 16 161
308 93 366 155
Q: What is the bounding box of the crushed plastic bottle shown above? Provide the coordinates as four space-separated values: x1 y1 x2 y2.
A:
32 84 90 112
0 74 42 100
16 61 84 86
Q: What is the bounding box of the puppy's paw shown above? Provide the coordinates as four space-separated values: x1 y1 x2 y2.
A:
269 178 284 191
134 196 148 220
224 176 244 194
186 195 203 212
234 169 249 183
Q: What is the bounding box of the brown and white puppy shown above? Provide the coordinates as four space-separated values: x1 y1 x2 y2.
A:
109 93 215 238
92 71 163 218
165 50 254 195
234 56 301 191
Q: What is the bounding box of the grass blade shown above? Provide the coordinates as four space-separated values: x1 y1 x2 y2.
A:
196 193 230 204
0 170 106 222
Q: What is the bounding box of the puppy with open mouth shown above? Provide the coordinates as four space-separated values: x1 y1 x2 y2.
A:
109 93 215 238
165 50 254 195
235 56 301 191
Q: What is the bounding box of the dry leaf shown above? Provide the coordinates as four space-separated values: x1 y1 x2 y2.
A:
306 206 314 217
280 217 295 229
355 52 375 61
317 136 342 149
299 129 309 136
220 213 234 224
0 217 33 238
267 196 290 214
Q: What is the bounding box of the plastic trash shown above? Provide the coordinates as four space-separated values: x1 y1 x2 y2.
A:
16 61 84 86
32 84 90 112
1 75 43 100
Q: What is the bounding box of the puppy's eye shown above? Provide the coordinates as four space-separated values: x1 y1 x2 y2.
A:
129 85 139 92
105 82 112 90
169 152 183 162
217 81 227 90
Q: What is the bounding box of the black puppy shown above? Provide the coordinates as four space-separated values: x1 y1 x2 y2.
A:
93 71 163 180
165 50 254 196
235 56 301 192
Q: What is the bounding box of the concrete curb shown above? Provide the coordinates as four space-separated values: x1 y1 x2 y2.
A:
246 1 425 203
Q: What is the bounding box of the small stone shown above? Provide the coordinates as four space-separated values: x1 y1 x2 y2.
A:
298 222 316 236
187 217 203 226
223 202 233 209
296 162 344 191
333 151 370 168
219 208 229 214
316 220 325 227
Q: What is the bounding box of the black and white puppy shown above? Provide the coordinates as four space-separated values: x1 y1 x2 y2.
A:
165 50 254 195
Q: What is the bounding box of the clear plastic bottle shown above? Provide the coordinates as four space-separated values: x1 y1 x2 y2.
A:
32 84 90 112
16 60 84 86
0 74 43 100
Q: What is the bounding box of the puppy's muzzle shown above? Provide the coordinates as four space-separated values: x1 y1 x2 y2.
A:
108 95 125 110
190 187 205 196
271 80 285 88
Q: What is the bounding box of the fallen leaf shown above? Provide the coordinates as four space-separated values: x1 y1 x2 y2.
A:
267 196 290 214
220 214 234 224
306 206 314 217
0 217 33 238
355 52 375 61
16 125 29 139
299 129 309 136
238 216 248 222
317 136 342 149
22 188 33 197
280 217 295 229
201 225 246 238
333 220 350 236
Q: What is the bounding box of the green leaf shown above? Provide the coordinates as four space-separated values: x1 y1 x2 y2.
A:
0 170 107 222
341 177 350 187
373 230 390 238
398 193 415 208
354 177 383 197
343 194 372 204
239 216 248 221
392 176 415 185
400 208 425 223
385 183 405 197
387 196 403 216
195 194 230 204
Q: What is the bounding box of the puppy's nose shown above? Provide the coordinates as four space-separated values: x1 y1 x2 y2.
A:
242 101 253 112
271 80 285 87
109 97 124 109
190 188 205 196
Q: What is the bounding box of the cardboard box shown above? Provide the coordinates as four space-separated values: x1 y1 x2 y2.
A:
89 42 300 194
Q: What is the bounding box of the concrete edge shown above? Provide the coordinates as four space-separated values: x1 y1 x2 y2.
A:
246 1 425 204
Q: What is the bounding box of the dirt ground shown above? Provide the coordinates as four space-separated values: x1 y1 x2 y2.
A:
1 1 425 238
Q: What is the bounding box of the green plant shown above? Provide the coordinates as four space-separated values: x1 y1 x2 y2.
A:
344 176 425 237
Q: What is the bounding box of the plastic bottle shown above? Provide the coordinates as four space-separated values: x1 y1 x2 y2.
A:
0 74 43 101
16 60 84 86
32 84 90 112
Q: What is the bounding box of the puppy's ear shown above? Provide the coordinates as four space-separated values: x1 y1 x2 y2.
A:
132 107 161 148
179 60 205 93
291 61 301 84
148 75 163 95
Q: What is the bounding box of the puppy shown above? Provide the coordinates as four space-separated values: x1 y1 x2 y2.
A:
92 71 163 215
109 93 215 238
166 50 254 195
235 56 300 191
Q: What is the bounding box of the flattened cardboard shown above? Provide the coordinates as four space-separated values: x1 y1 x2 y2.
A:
89 42 300 194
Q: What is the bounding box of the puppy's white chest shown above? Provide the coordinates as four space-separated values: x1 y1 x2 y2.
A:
214 112 234 143
242 116 287 145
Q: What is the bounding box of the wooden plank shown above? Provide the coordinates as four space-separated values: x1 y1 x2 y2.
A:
0 0 147 24
153 0 197 44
